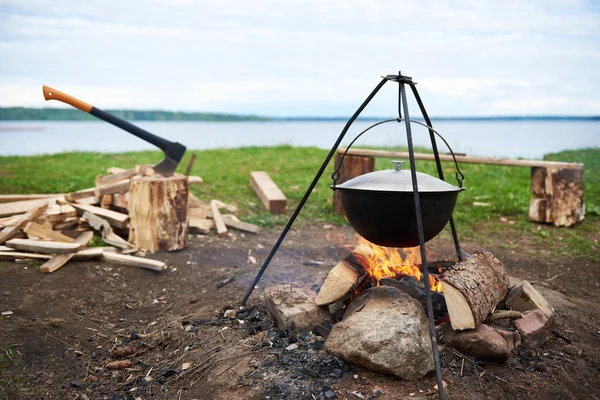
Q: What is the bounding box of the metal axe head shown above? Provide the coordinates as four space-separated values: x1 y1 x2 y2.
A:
154 141 187 177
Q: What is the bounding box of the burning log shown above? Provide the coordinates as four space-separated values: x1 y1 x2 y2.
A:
441 251 509 330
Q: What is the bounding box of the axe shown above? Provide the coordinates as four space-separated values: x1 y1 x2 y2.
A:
42 85 186 177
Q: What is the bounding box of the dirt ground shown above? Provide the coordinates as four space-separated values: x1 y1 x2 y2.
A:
0 224 599 400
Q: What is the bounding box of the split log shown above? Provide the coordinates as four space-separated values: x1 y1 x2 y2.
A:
250 171 287 213
332 154 375 215
23 222 75 243
52 217 79 231
128 174 188 252
6 238 82 254
95 179 130 198
96 168 138 186
74 196 99 206
188 193 204 209
484 310 523 323
441 251 510 330
112 193 128 210
0 248 102 261
529 166 584 227
188 207 205 219
39 231 94 273
505 280 554 319
65 188 96 201
0 204 49 244
188 176 203 185
107 167 126 174
221 215 259 234
100 195 113 209
81 212 135 250
210 200 228 237
40 203 77 223
70 203 129 230
102 252 167 272
189 217 214 234
315 260 361 305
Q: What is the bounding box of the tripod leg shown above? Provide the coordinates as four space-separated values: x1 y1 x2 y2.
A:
400 82 446 400
241 77 389 305
409 84 463 262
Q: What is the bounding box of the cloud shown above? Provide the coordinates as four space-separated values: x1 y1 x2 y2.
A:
0 0 598 116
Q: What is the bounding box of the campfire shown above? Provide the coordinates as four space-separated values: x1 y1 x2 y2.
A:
263 239 556 382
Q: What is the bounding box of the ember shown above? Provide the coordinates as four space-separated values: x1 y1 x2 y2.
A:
351 237 443 292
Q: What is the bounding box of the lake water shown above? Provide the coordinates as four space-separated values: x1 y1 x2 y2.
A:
0 120 599 159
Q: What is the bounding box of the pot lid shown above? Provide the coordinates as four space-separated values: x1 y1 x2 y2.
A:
334 160 463 193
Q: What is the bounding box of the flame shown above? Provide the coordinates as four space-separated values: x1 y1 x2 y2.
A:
351 237 443 292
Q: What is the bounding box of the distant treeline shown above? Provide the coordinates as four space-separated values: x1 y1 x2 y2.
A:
0 107 271 122
1 107 598 122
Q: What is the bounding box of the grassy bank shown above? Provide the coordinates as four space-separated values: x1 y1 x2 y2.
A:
0 146 598 261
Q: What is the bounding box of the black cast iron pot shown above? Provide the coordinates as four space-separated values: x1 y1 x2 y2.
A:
331 161 464 248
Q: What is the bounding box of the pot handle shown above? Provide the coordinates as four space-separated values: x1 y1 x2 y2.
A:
332 118 465 188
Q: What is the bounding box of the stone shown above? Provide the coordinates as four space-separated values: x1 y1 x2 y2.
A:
493 328 522 352
263 283 330 333
444 324 510 362
325 286 434 380
512 309 552 348
223 309 236 319
505 280 554 319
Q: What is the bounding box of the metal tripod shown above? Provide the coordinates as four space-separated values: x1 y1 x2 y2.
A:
241 72 464 400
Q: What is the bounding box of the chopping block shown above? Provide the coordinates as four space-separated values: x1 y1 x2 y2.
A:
128 174 189 252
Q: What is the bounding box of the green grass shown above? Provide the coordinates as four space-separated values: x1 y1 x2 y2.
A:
0 146 598 261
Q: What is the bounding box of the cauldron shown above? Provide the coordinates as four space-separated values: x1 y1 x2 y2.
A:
331 161 464 247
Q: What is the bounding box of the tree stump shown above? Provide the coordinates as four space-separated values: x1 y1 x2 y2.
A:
332 154 375 215
529 166 584 227
128 174 188 252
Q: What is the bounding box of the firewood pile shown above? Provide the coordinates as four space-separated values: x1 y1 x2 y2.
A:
0 165 259 274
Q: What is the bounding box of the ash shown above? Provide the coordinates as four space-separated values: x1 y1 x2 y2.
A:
232 305 357 400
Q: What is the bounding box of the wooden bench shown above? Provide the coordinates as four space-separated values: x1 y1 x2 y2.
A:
333 148 585 227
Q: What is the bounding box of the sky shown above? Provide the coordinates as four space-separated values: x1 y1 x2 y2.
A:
0 0 599 117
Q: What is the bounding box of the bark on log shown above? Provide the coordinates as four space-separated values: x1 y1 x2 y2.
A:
128 174 188 252
529 166 584 227
332 154 374 215
441 251 509 330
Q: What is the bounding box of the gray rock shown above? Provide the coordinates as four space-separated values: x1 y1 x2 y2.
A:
325 286 434 380
263 283 330 333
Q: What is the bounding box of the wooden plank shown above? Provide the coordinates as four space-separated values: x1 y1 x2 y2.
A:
0 248 102 261
0 251 52 260
0 204 49 244
188 207 205 219
65 188 96 201
41 204 77 223
95 179 130 198
210 200 228 237
6 238 82 254
188 193 204 209
0 198 56 218
250 171 287 213
74 196 99 206
96 169 137 186
102 252 167 272
189 217 214 234
337 148 584 169
39 231 94 273
70 203 129 230
53 217 79 231
23 222 75 243
0 194 64 204
221 215 260 234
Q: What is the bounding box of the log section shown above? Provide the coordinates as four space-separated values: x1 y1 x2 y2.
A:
441 251 509 330
128 174 189 252
529 166 584 227
332 154 375 216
